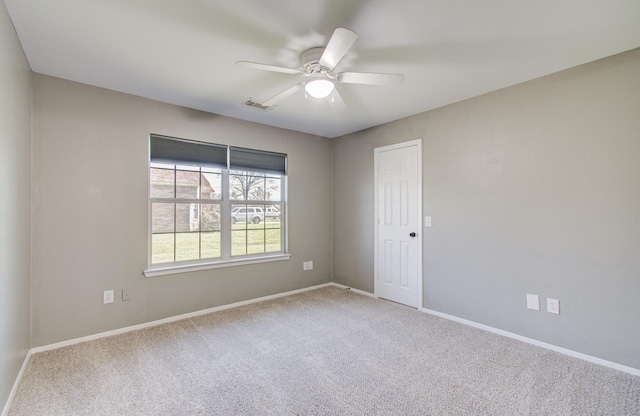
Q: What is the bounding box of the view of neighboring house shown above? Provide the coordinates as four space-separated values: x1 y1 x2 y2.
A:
150 166 220 233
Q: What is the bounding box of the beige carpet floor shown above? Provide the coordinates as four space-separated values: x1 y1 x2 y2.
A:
8 286 640 415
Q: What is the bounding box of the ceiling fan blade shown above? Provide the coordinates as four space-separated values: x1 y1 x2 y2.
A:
319 28 358 70
236 61 303 75
329 87 347 111
262 83 304 107
338 71 405 86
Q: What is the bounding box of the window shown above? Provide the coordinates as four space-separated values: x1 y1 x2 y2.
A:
150 164 222 263
146 135 288 275
230 171 283 256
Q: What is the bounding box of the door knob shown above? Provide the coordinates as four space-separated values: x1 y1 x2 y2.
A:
409 232 416 237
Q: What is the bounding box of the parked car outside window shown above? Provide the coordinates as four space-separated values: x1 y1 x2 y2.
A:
231 206 264 224
264 206 280 218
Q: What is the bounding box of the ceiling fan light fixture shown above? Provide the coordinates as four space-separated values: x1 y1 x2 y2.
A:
305 78 334 98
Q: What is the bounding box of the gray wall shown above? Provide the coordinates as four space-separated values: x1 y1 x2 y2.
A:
31 75 333 347
0 0 32 409
333 49 640 369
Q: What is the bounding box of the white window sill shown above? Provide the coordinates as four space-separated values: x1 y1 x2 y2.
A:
143 254 291 277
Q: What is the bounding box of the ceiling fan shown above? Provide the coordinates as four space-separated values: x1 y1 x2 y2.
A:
237 28 405 107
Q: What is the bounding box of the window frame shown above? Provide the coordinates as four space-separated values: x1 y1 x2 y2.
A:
144 135 290 277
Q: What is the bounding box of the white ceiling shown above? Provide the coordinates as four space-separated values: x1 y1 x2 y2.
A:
5 0 640 138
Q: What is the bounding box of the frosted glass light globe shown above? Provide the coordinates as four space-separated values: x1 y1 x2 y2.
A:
305 78 334 98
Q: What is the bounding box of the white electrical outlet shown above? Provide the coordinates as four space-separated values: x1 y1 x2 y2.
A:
122 289 131 301
547 298 560 314
103 290 114 304
526 294 540 310
424 216 432 227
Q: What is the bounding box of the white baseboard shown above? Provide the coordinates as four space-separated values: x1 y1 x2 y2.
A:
329 282 377 298
328 284 640 376
2 349 32 416
329 284 640 376
420 307 640 377
31 282 335 354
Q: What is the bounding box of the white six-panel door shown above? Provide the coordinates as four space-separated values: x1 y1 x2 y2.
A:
374 140 422 308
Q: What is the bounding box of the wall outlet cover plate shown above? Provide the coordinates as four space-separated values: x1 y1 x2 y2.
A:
526 294 540 310
547 298 560 314
103 290 114 304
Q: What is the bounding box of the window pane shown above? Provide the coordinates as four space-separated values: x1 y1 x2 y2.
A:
176 169 200 199
249 207 264 224
265 229 281 252
201 204 221 232
248 176 265 201
266 177 281 201
230 172 267 201
231 230 247 256
201 232 221 259
247 230 265 254
152 233 174 264
201 171 221 200
230 173 247 200
265 205 281 225
175 203 194 232
152 203 174 233
150 168 175 198
176 233 199 261
231 204 264 225
232 204 246 227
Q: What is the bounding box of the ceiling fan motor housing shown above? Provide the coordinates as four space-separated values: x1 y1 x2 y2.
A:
301 47 329 75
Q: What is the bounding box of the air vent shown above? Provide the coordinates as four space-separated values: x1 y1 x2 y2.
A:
242 99 273 111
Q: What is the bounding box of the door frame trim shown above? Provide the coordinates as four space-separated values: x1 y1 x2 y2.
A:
373 138 423 309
